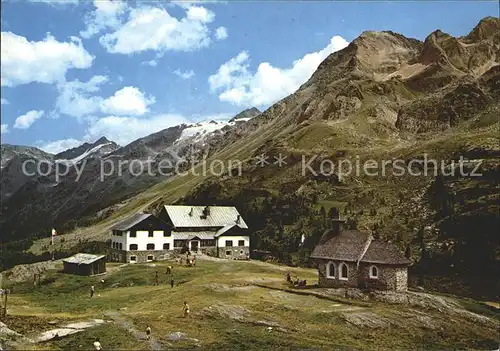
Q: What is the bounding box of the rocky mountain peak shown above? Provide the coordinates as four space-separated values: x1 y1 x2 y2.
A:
54 137 119 161
229 107 262 122
94 136 111 144
466 16 500 42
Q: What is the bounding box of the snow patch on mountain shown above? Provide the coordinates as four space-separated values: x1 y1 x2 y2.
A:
55 143 114 166
175 120 235 145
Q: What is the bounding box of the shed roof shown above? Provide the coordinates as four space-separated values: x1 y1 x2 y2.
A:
62 253 105 265
310 229 411 266
164 205 248 229
109 213 153 231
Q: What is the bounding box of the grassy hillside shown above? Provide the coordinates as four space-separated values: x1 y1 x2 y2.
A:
2 258 499 350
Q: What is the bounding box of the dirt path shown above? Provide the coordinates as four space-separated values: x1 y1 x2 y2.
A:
105 311 163 350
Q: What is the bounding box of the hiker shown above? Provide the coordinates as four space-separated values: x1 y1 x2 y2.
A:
183 301 190 318
193 255 197 266
154 270 159 286
93 338 102 350
286 272 291 282
166 266 172 275
90 285 95 298
170 277 174 288
145 325 151 340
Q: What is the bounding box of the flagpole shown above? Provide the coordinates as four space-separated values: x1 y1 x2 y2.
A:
51 229 55 261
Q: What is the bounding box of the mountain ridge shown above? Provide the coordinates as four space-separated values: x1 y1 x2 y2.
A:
2 18 498 289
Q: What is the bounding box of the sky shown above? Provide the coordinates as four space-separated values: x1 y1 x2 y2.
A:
0 0 498 153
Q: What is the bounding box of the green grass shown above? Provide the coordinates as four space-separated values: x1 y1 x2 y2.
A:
5 258 500 350
43 323 148 351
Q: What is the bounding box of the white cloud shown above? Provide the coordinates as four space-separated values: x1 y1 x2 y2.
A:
37 114 190 152
208 35 349 107
84 114 190 146
55 77 155 118
1 32 93 87
99 5 214 54
100 87 156 116
173 69 195 80
186 5 214 23
55 75 108 118
27 0 79 5
37 138 83 154
142 59 158 67
14 110 44 129
1 98 9 105
215 26 228 41
80 0 128 39
1 124 8 134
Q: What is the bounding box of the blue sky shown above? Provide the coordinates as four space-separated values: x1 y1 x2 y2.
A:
1 1 498 153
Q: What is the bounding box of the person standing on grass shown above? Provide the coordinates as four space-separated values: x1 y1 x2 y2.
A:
170 276 174 288
93 338 102 350
90 285 95 298
154 270 159 286
146 325 152 340
183 301 190 318
193 255 197 266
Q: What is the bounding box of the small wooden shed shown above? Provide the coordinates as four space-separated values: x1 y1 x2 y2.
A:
62 253 106 276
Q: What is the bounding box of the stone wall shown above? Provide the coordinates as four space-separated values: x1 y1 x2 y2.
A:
395 267 408 292
316 259 408 292
201 247 217 257
126 250 171 263
316 260 358 288
358 263 390 290
108 249 126 263
218 246 250 260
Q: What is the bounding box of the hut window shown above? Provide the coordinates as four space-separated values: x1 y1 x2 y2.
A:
129 231 136 238
163 230 171 237
147 243 155 250
163 243 170 250
339 263 348 280
326 262 336 278
174 240 185 248
119 243 123 250
369 265 379 279
226 250 232 256
147 255 154 262
201 240 215 247
130 256 137 262
225 240 233 247
238 240 245 246
129 244 138 251
148 231 154 237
